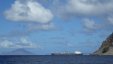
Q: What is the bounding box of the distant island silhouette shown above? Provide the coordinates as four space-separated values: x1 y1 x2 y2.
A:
1 48 33 55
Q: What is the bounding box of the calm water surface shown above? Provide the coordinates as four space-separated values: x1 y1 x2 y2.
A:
0 55 113 64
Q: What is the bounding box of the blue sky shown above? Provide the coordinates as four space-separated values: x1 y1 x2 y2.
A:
0 0 113 55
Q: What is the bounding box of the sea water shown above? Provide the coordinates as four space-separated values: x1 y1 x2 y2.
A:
0 55 113 64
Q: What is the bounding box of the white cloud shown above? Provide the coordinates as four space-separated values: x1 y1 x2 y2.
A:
108 16 113 25
83 18 100 32
5 0 53 23
66 0 113 16
0 37 37 48
58 0 113 33
0 40 14 48
27 23 55 31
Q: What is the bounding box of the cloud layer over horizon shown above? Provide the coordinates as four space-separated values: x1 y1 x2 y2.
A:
0 37 37 48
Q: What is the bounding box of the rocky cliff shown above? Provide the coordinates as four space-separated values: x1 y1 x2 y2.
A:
94 33 113 55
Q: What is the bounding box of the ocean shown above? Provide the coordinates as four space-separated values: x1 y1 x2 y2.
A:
0 55 113 64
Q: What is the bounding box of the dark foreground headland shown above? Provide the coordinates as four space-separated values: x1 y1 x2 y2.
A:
94 32 113 55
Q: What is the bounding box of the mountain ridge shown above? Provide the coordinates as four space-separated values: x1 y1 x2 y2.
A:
1 48 33 55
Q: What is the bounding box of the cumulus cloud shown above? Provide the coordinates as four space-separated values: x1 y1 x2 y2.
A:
0 37 37 48
5 0 53 23
3 0 55 35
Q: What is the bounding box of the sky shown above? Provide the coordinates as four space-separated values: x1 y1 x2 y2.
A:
0 0 113 55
